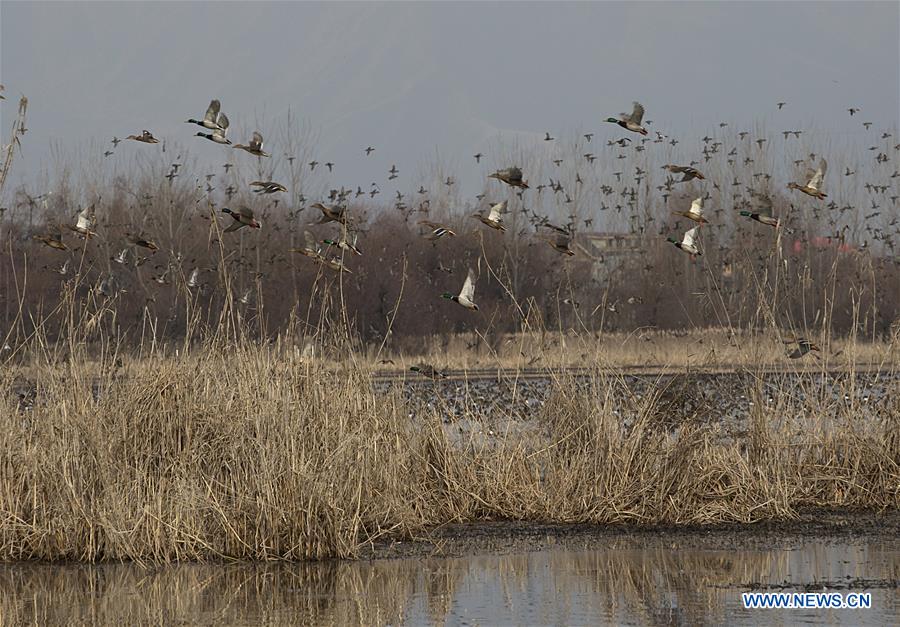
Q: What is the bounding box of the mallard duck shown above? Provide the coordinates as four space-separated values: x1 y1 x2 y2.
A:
111 248 130 265
250 180 287 193
784 337 821 359
152 268 170 285
542 230 575 256
126 130 160 144
442 268 478 310
667 226 701 256
221 206 261 232
234 131 270 157
195 112 231 145
418 220 456 241
788 158 827 199
290 231 324 260
186 99 224 130
33 230 68 251
472 201 506 232
740 193 780 227
671 197 709 224
320 256 353 273
126 232 159 251
663 164 704 182
323 233 362 256
67 205 97 237
49 259 70 275
606 102 648 135
97 275 122 298
311 202 348 225
410 364 446 379
488 167 528 189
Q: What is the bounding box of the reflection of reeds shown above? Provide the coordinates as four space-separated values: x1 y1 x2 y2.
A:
0 541 894 625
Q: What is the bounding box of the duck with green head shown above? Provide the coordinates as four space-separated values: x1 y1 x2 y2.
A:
606 101 648 135
667 226 701 257
195 112 231 145
186 99 224 130
442 268 478 310
740 193 780 227
323 232 362 256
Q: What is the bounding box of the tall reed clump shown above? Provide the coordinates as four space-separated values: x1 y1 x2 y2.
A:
2 347 897 563
0 341 435 561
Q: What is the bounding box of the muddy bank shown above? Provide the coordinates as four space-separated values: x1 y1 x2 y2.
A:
364 508 900 561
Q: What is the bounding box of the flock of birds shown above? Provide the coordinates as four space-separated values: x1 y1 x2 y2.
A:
15 96 899 365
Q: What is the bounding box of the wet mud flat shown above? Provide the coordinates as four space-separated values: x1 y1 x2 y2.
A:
364 507 900 563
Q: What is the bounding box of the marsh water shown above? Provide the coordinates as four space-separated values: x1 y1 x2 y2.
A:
1 537 896 626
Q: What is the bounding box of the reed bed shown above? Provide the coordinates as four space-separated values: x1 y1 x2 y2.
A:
0 334 897 563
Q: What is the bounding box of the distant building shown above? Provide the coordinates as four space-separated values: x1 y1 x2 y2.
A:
576 232 644 278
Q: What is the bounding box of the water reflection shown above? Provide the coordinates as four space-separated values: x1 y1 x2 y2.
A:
0 539 895 625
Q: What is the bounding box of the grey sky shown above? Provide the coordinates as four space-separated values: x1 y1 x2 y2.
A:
2 1 898 199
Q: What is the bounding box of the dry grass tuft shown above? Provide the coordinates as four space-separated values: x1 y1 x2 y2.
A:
1 339 896 563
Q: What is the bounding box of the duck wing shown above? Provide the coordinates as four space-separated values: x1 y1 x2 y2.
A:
250 131 264 151
629 101 645 125
682 226 699 248
460 268 476 302
204 99 221 124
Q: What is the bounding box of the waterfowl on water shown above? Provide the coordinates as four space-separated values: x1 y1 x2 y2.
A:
606 101 648 135
186 99 224 130
667 226 701 256
472 201 507 232
127 130 160 144
488 167 528 189
195 112 231 145
234 131 270 157
788 158 827 199
221 206 261 232
671 197 709 224
442 268 478 310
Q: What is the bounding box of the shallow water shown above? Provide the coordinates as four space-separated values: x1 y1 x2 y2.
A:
1 538 896 625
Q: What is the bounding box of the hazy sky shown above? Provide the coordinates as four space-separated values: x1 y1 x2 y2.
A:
2 1 898 198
